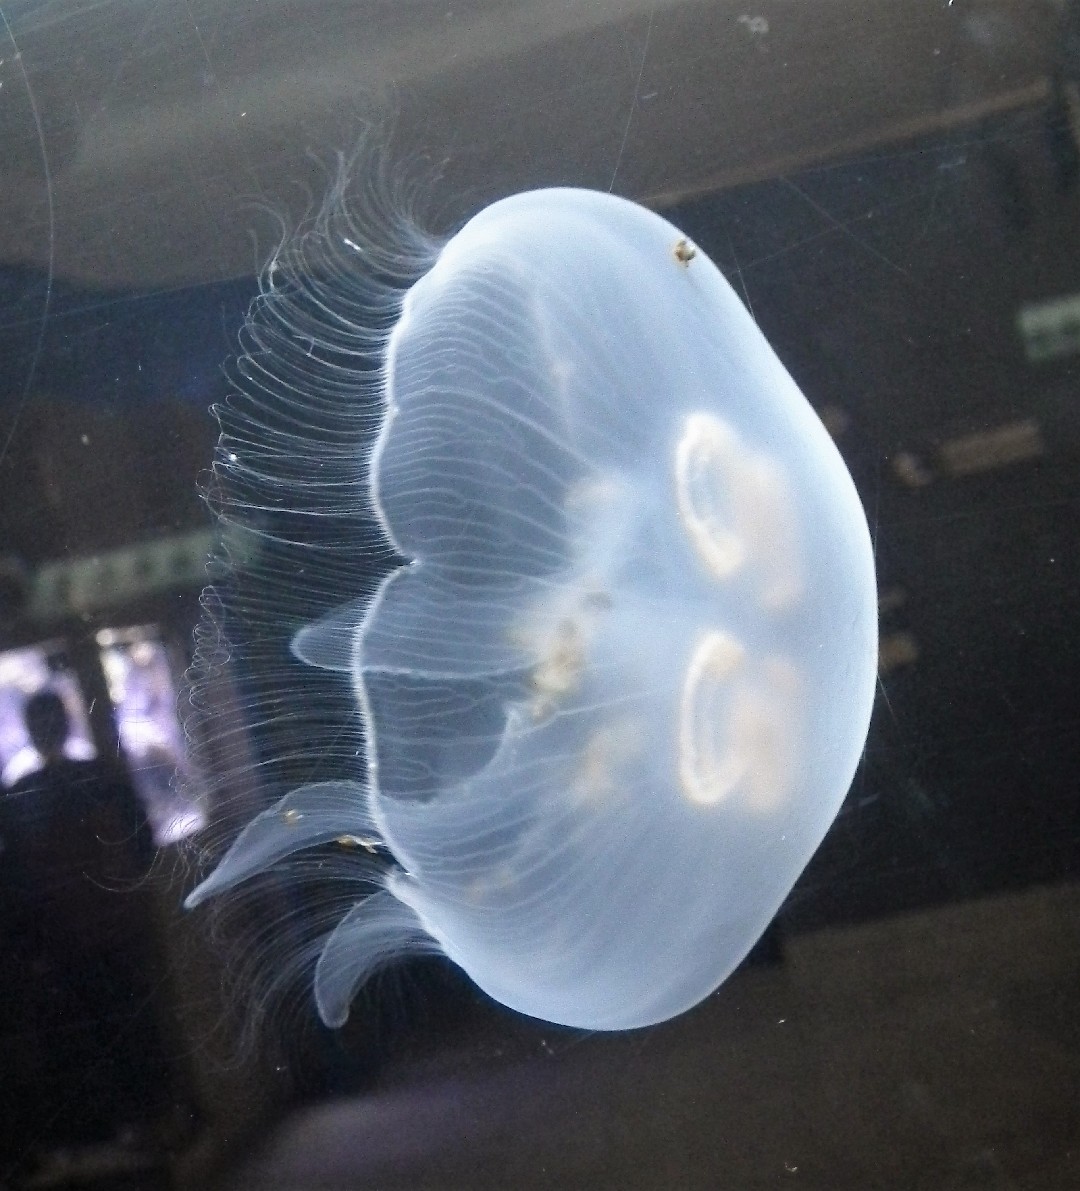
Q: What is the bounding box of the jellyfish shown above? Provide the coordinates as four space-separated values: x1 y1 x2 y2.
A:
185 185 877 1032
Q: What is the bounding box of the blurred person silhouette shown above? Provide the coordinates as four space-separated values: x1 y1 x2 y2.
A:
0 690 168 1155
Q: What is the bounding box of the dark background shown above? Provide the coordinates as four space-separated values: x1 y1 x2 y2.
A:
0 1 1077 1188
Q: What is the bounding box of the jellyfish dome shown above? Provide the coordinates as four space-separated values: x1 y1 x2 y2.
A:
186 187 877 1031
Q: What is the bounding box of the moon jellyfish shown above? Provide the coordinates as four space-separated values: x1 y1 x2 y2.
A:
185 185 877 1031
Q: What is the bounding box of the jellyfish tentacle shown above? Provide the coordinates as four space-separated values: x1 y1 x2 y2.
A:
184 780 377 908
314 888 439 1027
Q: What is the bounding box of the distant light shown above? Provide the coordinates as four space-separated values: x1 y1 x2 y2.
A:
879 632 919 674
937 418 1044 478
1017 293 1080 363
157 807 207 846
